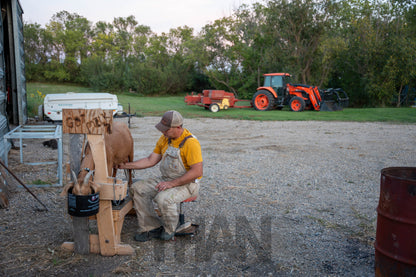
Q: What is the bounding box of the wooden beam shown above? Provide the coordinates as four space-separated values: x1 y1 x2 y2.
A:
87 134 108 183
98 179 127 201
96 200 116 256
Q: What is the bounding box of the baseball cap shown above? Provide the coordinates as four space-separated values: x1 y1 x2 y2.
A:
155 110 184 132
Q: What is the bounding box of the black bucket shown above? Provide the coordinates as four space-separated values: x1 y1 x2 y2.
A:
67 188 100 217
320 101 342 111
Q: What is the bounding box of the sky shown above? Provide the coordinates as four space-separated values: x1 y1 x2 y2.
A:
19 0 257 34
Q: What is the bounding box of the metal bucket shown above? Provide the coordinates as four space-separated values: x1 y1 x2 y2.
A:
375 167 416 276
67 188 100 217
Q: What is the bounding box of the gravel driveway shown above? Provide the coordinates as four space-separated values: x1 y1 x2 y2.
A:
1 117 415 276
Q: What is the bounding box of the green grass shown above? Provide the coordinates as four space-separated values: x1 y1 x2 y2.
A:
27 82 416 123
27 82 96 94
31 179 52 185
26 82 96 116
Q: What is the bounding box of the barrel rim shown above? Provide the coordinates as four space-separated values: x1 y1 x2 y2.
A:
381 167 416 182
375 245 416 266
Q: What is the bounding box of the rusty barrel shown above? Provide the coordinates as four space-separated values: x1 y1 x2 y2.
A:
375 167 416 276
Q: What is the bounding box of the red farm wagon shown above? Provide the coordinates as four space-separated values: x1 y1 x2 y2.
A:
184 90 252 112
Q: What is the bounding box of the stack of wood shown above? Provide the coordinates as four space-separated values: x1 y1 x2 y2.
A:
0 159 19 209
0 166 10 208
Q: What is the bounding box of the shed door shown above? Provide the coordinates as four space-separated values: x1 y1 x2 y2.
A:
0 0 10 161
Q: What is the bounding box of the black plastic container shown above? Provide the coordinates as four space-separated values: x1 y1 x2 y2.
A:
67 188 99 217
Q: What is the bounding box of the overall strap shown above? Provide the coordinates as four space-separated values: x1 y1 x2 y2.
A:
179 135 194 148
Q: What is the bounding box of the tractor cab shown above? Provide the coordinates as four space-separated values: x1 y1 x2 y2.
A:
263 73 292 89
262 73 292 106
252 72 293 111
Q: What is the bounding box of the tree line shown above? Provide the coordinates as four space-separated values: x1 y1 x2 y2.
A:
24 0 416 107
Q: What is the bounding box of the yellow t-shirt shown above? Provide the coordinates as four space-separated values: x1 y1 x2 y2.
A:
153 128 203 171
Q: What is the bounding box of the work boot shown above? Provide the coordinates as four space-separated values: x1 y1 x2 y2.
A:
176 222 192 233
134 226 163 242
160 230 175 241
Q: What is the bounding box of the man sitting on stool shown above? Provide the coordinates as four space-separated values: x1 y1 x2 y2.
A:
118 110 203 241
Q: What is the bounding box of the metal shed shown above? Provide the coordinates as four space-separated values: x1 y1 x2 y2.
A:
0 0 27 162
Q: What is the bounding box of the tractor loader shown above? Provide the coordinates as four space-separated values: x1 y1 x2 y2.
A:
252 73 349 112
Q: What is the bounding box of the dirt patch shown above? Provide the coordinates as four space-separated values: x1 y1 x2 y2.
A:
1 117 415 276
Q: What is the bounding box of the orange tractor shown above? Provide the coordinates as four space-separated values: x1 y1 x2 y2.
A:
252 73 349 111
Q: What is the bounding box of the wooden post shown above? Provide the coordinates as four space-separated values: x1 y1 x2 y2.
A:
73 217 89 254
69 134 82 175
61 108 133 256
0 176 9 209
67 133 90 254
0 166 10 208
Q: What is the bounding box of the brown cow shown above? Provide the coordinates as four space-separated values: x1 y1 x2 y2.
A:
62 121 134 196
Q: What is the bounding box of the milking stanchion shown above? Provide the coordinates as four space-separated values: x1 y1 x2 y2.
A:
61 108 134 256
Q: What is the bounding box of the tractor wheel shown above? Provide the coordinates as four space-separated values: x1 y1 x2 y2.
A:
289 97 306 112
252 90 274 111
209 103 220 112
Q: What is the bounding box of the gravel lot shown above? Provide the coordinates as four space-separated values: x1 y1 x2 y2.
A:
1 116 415 276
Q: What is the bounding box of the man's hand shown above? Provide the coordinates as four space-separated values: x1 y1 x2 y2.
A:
156 181 175 192
155 162 203 192
117 162 128 169
116 153 162 170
